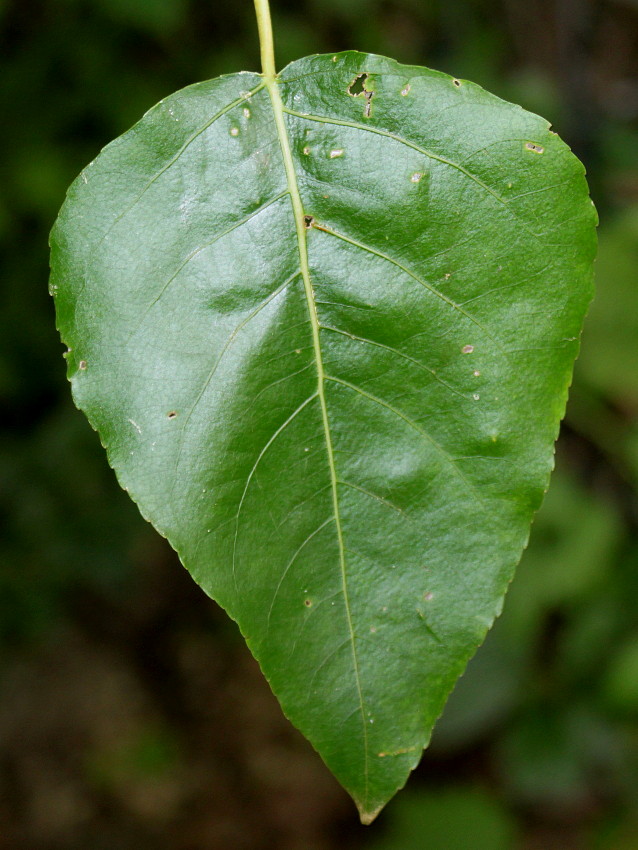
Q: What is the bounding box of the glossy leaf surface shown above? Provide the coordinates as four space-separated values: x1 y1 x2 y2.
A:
49 51 597 821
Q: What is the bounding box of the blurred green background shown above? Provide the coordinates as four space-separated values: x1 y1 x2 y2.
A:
1 0 637 847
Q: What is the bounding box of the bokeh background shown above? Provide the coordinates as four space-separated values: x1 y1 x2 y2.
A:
1 0 637 847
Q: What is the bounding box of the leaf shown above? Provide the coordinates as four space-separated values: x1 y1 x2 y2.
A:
49 51 597 822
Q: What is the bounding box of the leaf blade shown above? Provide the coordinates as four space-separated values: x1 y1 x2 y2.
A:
50 51 597 821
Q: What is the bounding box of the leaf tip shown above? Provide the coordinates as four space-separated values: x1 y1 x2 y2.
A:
357 803 384 826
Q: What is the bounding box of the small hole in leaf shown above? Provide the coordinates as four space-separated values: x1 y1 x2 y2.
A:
304 598 312 607
304 215 315 229
78 360 87 370
347 73 374 117
453 78 461 87
462 344 474 354
167 411 177 419
348 73 369 96
525 142 544 154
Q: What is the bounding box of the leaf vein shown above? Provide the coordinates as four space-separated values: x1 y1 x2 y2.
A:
304 638 353 701
314 223 508 356
170 270 302 487
266 516 336 630
320 323 468 398
127 190 291 343
337 479 407 517
283 106 544 242
232 392 320 590
267 76 372 806
325 374 487 506
100 82 266 242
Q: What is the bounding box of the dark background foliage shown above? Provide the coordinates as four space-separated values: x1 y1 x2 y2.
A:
1 0 637 847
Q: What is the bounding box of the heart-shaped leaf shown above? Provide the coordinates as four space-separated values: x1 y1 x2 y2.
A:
49 51 597 821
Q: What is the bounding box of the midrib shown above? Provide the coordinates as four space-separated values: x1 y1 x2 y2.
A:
264 73 370 802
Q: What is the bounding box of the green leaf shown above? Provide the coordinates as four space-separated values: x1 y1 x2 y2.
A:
49 51 596 822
